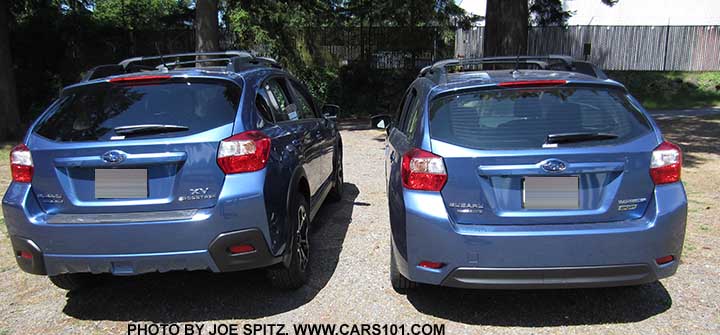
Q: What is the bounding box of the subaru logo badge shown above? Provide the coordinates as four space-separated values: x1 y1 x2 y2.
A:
540 159 567 173
102 150 126 164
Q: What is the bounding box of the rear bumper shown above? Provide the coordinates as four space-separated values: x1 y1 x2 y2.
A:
10 229 281 276
2 173 283 276
395 182 687 289
442 264 661 289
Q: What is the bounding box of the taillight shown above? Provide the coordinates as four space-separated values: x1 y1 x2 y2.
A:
217 131 271 174
650 141 682 185
108 75 171 83
10 144 33 183
401 148 447 191
497 80 567 88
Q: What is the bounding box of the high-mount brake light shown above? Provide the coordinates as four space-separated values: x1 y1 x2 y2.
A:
650 141 682 185
217 131 271 174
497 80 568 88
401 148 447 191
108 75 172 83
10 144 33 183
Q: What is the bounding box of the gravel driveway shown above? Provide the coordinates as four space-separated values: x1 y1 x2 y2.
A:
0 120 718 335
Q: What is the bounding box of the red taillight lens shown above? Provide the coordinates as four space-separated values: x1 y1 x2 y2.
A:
228 244 255 254
401 148 447 191
497 80 567 88
108 75 171 83
10 144 33 183
650 141 682 185
217 131 271 174
655 255 674 265
19 250 32 260
418 261 445 269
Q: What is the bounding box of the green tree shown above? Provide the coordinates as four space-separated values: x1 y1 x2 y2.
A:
0 0 21 140
93 0 192 30
483 0 620 57
195 0 219 52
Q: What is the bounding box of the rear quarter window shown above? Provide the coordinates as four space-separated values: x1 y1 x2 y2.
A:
34 78 241 142
429 86 652 150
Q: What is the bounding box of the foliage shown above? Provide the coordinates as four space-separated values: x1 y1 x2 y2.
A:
530 0 572 27
93 0 192 30
6 0 473 126
609 71 720 110
224 0 473 108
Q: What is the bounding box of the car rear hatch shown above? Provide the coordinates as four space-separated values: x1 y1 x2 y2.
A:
428 83 659 225
27 75 242 215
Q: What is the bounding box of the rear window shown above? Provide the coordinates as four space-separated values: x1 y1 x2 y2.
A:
429 86 652 150
35 79 241 142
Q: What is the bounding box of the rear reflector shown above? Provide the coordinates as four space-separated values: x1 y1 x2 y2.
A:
650 141 682 185
10 144 33 183
18 251 32 260
108 75 171 83
655 255 674 265
229 244 255 254
217 131 271 174
498 80 568 88
418 261 444 269
401 148 447 191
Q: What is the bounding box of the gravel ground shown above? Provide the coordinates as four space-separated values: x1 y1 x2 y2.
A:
0 118 718 335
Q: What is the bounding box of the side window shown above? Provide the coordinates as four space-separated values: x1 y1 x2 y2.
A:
394 91 409 126
289 81 316 119
264 78 297 121
404 95 423 139
399 89 418 134
255 94 274 122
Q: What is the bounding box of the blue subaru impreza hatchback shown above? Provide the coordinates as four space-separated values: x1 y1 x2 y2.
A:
3 51 343 290
378 56 687 291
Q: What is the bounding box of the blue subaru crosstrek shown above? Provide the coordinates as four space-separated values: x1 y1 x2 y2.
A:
3 51 343 290
377 56 687 291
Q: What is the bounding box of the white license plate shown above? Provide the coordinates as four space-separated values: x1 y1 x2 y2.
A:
522 176 579 209
95 169 148 199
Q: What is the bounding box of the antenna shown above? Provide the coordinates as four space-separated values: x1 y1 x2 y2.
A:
512 46 521 78
155 43 169 71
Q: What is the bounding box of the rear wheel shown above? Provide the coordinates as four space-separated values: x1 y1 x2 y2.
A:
49 273 101 291
327 145 343 202
390 244 417 293
268 193 310 289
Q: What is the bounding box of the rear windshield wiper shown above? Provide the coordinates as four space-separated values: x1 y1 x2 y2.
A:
545 132 619 145
113 124 190 137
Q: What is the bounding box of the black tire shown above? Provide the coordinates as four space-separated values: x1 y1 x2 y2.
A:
390 245 418 293
268 193 310 289
327 145 343 202
48 273 101 291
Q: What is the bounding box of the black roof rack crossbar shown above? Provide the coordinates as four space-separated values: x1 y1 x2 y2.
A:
118 51 254 68
420 55 606 83
82 51 282 82
162 57 234 68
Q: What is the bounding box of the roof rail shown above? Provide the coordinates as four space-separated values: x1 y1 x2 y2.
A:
82 51 282 82
118 50 254 68
420 55 606 83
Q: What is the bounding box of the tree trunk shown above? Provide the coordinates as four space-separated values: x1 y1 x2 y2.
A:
195 0 220 53
483 0 528 57
0 0 21 140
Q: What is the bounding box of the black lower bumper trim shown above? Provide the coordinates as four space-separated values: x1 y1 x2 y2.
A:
208 229 282 272
441 264 655 289
10 236 46 275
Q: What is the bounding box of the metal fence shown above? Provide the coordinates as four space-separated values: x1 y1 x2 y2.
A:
456 25 720 71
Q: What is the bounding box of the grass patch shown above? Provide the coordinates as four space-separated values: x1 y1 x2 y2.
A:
607 71 720 110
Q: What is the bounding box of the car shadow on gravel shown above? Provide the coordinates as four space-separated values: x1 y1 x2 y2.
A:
654 114 720 168
406 281 672 326
60 183 360 322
